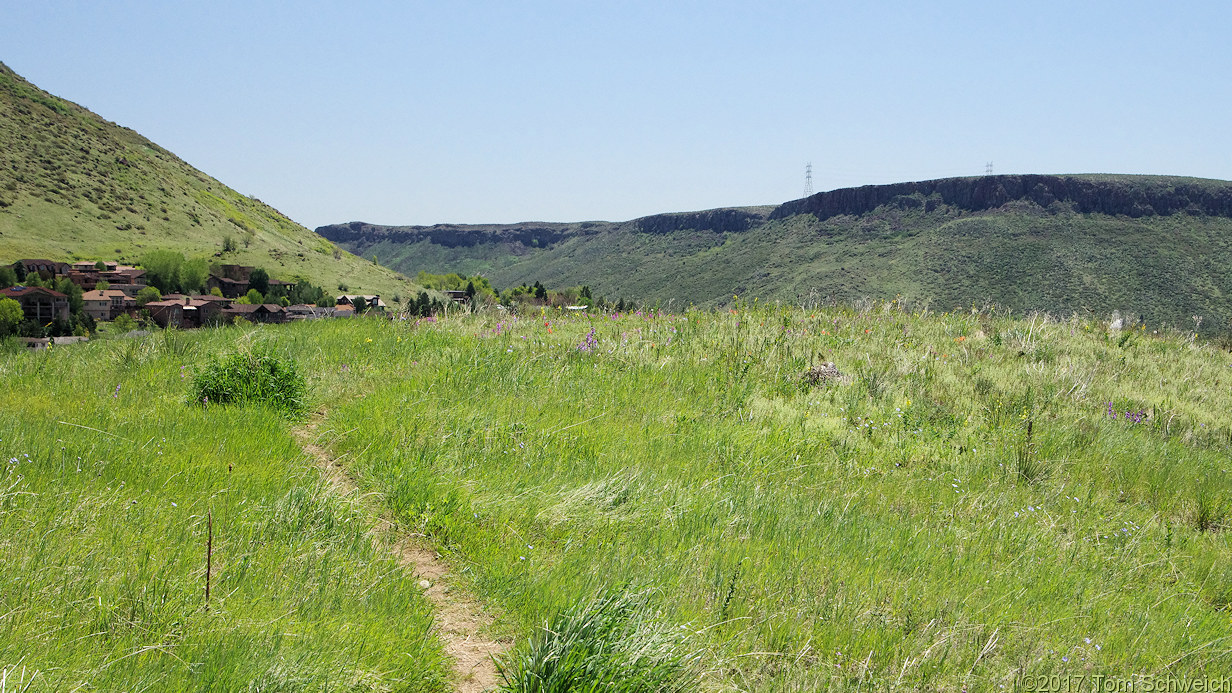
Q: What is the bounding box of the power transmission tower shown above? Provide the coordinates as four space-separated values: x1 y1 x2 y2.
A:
804 162 814 197
985 161 994 175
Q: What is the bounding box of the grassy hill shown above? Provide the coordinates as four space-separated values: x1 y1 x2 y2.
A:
0 61 417 298
5 308 1229 689
319 175 1232 331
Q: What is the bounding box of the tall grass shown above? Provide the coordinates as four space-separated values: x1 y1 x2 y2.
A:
0 326 448 690
321 306 1232 689
495 590 697 692
5 307 1231 690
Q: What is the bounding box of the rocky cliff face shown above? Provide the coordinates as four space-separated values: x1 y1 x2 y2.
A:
317 221 583 252
316 207 771 251
770 175 1232 221
634 208 768 234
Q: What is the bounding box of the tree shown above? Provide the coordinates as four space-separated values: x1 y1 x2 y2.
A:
112 313 137 333
136 286 161 306
352 296 368 313
580 285 592 300
222 235 237 252
245 288 265 305
534 281 547 300
249 267 269 295
140 250 185 293
465 281 476 299
94 261 107 271
55 277 83 315
178 257 210 294
0 297 22 336
96 280 110 291
0 266 16 288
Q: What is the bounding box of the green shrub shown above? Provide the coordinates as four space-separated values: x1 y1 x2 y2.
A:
190 349 307 415
495 590 696 693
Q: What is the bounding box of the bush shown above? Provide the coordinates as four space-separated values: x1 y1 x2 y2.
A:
495 590 696 693
191 349 308 415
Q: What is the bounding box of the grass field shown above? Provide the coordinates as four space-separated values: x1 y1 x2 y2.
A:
0 328 449 691
3 305 1230 690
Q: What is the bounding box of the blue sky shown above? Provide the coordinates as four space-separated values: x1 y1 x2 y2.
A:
2 1 1229 227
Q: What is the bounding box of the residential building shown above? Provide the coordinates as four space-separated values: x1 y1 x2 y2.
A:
81 289 133 321
0 286 70 323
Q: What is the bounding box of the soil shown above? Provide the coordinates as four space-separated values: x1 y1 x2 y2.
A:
293 418 509 692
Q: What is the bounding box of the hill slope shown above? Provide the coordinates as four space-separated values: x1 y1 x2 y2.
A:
0 61 417 297
318 175 1232 329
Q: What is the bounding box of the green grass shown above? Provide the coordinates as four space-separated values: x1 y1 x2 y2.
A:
0 61 420 299
0 328 448 691
319 306 1231 689
4 305 1231 690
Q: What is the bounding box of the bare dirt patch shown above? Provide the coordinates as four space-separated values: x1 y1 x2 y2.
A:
293 418 508 692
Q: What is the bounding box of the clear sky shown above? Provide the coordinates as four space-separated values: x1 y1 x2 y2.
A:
2 1 1230 228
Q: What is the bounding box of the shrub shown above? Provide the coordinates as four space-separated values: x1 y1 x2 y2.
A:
495 590 696 693
191 349 307 415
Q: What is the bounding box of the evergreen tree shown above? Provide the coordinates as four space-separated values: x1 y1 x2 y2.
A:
248 267 270 295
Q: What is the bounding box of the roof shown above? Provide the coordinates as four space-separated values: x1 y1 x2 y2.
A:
82 289 129 300
1 285 67 299
221 303 285 314
13 259 67 269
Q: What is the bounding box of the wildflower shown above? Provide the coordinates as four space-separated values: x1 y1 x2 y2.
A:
365 338 372 343
113 383 121 399
576 328 598 353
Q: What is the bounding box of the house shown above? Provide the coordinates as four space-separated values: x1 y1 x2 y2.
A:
267 278 296 296
189 295 231 326
67 270 104 291
11 259 69 280
0 286 70 323
220 303 287 324
143 300 186 328
206 275 249 298
81 289 134 321
71 261 118 272
336 294 387 312
104 268 146 286
286 304 333 320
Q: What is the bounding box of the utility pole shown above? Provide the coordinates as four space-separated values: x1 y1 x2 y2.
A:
985 162 994 176
804 162 814 197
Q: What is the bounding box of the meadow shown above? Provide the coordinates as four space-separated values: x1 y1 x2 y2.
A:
2 303 1230 691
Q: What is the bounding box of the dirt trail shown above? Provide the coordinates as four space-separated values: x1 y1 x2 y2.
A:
293 418 508 692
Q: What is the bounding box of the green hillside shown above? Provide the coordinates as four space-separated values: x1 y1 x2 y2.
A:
319 175 1232 330
0 61 417 298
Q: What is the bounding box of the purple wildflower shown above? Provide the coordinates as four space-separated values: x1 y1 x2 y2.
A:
577 327 598 353
113 383 121 399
